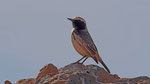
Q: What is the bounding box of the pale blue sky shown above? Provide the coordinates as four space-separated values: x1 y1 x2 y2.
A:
0 0 150 83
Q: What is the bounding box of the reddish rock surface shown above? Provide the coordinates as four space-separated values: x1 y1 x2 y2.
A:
35 64 59 81
4 80 12 84
12 63 150 84
14 78 35 84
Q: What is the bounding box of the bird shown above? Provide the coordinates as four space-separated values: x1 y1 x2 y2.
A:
67 16 110 73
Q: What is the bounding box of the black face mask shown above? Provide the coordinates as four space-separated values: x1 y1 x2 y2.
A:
73 20 86 30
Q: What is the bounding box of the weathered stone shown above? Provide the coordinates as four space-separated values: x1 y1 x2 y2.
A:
4 80 12 84
35 64 59 81
14 63 150 84
14 78 35 84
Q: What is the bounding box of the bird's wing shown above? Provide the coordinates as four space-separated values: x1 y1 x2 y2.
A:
73 30 99 63
73 30 110 73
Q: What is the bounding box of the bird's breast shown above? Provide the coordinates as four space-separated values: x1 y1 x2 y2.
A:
71 30 90 57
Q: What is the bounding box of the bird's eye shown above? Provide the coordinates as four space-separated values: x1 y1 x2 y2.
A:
78 20 81 22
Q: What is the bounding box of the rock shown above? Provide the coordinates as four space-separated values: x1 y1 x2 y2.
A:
14 63 150 84
34 63 117 84
117 76 150 84
35 64 59 81
59 63 117 83
34 64 59 84
14 78 35 84
4 80 12 84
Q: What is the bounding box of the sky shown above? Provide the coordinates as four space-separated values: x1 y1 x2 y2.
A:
0 0 150 83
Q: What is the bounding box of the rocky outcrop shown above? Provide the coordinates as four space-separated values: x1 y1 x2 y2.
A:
11 63 150 84
4 80 12 84
14 78 35 84
35 64 59 81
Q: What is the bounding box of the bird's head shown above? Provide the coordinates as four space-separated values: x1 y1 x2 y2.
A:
68 16 87 30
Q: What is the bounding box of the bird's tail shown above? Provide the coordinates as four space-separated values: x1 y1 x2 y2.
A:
96 54 110 73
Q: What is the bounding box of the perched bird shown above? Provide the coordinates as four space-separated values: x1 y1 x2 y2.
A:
68 16 110 73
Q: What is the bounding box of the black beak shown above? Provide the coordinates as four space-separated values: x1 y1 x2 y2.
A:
67 18 73 21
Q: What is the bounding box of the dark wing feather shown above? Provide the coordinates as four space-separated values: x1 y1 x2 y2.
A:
73 29 110 73
73 30 99 63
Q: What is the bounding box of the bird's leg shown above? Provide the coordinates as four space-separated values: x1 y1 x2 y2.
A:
73 57 86 64
81 57 88 64
76 56 86 63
